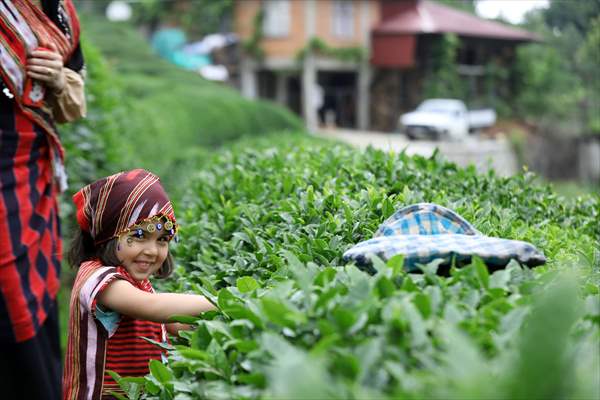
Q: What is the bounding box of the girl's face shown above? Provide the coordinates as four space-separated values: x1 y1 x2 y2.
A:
116 227 171 281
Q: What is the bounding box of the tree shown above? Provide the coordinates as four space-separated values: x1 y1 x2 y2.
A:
423 33 468 100
436 0 476 14
543 0 600 36
576 16 600 133
75 0 233 39
514 2 600 135
131 0 233 38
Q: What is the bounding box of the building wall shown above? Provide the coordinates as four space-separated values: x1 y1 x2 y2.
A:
234 0 306 58
371 34 416 67
314 0 380 47
233 1 260 39
234 0 380 60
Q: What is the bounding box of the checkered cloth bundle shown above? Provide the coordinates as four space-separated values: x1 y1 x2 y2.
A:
343 203 546 272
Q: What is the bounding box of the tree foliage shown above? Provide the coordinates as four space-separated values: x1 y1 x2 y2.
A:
423 33 467 100
576 16 600 133
431 0 599 135
79 0 234 38
435 0 476 14
515 2 600 135
543 0 600 36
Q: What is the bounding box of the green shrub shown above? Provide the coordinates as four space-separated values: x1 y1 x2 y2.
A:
111 134 598 399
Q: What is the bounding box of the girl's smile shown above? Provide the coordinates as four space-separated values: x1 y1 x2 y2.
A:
116 227 171 281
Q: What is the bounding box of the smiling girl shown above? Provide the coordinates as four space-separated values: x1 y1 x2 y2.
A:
62 169 215 399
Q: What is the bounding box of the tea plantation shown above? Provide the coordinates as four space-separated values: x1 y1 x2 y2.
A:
110 135 599 399
63 16 599 399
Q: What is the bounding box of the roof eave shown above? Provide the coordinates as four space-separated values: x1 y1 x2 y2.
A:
372 29 542 43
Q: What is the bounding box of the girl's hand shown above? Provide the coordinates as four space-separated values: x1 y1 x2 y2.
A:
166 322 194 336
27 44 66 92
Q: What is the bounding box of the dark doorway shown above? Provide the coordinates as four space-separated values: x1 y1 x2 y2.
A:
287 75 302 116
257 70 276 100
317 71 357 128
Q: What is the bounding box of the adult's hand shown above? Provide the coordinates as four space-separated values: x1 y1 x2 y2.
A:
26 43 65 92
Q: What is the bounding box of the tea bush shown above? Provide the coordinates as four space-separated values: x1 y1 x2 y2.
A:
112 134 599 399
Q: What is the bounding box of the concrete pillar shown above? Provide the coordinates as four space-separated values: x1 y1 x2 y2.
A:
240 58 257 99
357 0 372 130
303 0 318 132
357 62 371 130
302 55 318 132
579 139 600 183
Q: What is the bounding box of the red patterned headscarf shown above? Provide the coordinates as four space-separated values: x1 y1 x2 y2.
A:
73 169 176 244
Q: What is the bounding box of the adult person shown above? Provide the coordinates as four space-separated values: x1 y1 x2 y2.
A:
0 0 86 398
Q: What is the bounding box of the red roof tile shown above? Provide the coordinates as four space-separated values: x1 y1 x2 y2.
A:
374 0 539 41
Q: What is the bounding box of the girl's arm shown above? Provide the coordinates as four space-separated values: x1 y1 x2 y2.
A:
97 280 216 323
166 323 193 336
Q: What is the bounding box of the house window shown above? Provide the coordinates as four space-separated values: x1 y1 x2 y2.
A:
262 0 290 38
332 0 354 39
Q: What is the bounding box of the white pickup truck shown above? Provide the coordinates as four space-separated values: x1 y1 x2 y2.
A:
398 99 496 140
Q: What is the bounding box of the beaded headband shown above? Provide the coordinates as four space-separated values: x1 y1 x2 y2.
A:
118 214 178 241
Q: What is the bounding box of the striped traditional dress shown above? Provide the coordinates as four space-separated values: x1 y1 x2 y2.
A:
1 0 84 397
0 0 82 345
62 260 168 399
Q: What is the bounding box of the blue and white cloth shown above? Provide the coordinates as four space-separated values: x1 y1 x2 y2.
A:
343 203 546 272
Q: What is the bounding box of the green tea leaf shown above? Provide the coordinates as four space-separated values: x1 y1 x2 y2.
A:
332 307 357 334
387 254 405 276
107 370 142 400
413 293 432 319
178 348 210 360
401 276 419 292
376 276 395 298
167 314 199 324
473 256 490 289
261 297 305 328
208 339 231 378
237 276 259 293
149 359 173 384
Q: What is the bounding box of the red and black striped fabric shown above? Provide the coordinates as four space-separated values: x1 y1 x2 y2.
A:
102 268 166 395
102 318 166 392
0 0 83 345
0 0 82 165
0 96 61 343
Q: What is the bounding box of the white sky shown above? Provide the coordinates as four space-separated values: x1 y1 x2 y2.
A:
476 0 550 24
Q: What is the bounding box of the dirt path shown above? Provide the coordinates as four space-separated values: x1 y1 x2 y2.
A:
316 128 518 177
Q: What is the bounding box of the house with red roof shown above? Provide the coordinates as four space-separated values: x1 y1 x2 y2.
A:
233 0 539 132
